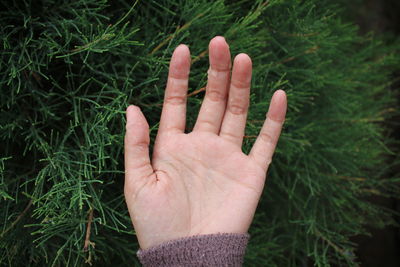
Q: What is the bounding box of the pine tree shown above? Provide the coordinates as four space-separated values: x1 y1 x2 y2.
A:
1 0 399 266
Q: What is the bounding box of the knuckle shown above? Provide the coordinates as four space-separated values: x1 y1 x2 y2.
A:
164 95 186 105
221 130 242 141
206 88 226 102
228 99 248 115
259 132 275 145
124 133 149 148
231 79 250 89
165 77 188 105
125 120 149 133
208 68 230 77
250 151 270 172
228 104 246 115
197 118 216 129
264 157 272 167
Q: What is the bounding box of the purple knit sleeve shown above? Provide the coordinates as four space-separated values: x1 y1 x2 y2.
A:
137 233 250 266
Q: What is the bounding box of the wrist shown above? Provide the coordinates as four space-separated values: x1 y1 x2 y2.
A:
137 233 250 266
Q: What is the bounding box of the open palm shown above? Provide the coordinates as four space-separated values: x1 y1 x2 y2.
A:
124 37 287 249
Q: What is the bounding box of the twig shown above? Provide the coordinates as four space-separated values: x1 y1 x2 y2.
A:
323 117 385 123
150 25 179 55
276 45 319 65
187 87 205 97
83 208 94 252
0 200 33 238
70 32 114 53
244 135 258 139
192 49 208 63
281 32 319 37
328 174 366 182
361 189 381 195
315 229 354 261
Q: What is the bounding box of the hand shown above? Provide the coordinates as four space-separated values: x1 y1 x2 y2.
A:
124 36 287 249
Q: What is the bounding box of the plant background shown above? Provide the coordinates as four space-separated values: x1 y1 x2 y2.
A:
0 0 399 266
344 0 400 266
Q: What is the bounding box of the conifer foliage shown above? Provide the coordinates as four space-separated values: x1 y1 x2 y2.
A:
1 0 399 266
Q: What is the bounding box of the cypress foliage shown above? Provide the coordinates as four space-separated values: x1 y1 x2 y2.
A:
0 0 399 266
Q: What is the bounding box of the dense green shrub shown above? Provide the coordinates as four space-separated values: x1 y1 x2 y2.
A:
1 0 399 266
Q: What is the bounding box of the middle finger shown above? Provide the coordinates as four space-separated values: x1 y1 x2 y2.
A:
193 36 231 134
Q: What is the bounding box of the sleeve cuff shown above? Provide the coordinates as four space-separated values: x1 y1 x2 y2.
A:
137 233 250 266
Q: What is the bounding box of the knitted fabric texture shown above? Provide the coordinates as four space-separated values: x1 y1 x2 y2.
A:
137 233 250 266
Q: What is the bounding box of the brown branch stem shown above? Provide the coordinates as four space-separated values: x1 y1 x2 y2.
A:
0 200 32 238
83 208 94 252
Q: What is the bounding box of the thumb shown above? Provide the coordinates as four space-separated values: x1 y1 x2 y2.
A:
124 105 154 194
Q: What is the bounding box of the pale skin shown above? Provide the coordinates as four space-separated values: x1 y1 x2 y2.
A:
124 36 287 250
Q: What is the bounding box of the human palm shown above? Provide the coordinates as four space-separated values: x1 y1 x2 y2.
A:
124 37 287 249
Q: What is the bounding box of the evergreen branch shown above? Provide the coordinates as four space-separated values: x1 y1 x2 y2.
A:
192 1 270 64
225 1 270 37
111 0 139 29
314 229 356 263
149 12 205 55
1 0 399 265
70 31 115 54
